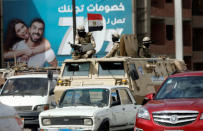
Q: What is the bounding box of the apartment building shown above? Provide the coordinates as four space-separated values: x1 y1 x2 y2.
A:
149 0 193 70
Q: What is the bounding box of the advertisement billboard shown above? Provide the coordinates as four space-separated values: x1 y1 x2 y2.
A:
3 0 133 67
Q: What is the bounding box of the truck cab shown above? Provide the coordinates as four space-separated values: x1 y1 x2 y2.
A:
0 70 59 130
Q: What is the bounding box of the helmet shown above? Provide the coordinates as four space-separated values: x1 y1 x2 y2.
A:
142 36 151 48
77 26 86 37
112 33 120 38
77 25 85 30
142 36 151 42
112 33 120 42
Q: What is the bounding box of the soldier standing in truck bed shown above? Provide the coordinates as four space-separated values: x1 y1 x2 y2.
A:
72 26 96 59
105 33 120 58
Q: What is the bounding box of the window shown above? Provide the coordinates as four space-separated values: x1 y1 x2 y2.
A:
166 0 172 3
1 78 48 96
62 62 90 76
151 19 165 45
151 0 164 8
119 89 132 104
166 25 173 41
193 28 203 51
111 89 121 106
60 88 109 107
98 61 125 76
192 0 203 15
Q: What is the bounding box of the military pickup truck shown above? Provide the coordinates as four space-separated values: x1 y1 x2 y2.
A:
39 86 141 131
54 57 186 104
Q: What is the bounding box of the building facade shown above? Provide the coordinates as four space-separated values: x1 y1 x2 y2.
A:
145 0 203 71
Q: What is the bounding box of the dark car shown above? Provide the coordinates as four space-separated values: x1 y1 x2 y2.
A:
135 71 203 131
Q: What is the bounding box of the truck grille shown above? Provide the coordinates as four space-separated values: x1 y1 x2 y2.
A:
14 106 32 111
152 110 198 127
47 117 85 125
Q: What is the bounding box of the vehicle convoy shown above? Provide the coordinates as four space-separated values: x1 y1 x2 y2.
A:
0 102 24 131
39 86 141 131
135 71 203 131
0 69 59 130
54 57 187 104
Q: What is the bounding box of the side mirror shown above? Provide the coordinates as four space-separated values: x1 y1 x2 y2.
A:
142 93 155 105
128 64 139 80
51 101 57 108
49 88 54 95
48 70 53 80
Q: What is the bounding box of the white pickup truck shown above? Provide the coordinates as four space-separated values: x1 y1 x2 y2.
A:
0 73 58 130
39 86 141 131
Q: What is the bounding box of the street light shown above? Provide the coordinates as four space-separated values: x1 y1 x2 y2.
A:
174 0 183 60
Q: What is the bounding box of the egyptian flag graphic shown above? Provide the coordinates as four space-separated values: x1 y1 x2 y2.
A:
88 13 103 32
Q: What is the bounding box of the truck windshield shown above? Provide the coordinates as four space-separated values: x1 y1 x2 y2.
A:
98 61 125 76
155 76 203 99
1 78 48 96
60 88 109 107
62 62 90 76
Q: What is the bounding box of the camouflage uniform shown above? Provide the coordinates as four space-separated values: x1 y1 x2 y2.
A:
105 42 120 58
138 36 151 58
105 33 120 58
72 32 96 59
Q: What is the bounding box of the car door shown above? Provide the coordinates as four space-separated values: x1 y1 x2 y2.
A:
110 89 126 126
119 88 139 125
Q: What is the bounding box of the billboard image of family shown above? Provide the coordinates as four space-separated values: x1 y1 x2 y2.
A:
3 0 133 67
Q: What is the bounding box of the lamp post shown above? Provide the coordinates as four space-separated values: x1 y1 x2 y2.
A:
174 0 183 60
72 0 76 44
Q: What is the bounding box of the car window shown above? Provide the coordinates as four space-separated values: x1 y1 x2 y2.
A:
119 89 133 104
62 62 90 76
98 61 125 76
156 76 203 99
1 78 48 96
111 89 121 106
60 88 109 107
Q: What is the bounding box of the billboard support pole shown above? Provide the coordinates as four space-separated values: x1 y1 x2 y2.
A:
72 0 76 44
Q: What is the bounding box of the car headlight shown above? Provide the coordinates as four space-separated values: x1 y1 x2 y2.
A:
84 118 93 125
42 118 51 126
35 104 49 112
137 107 150 120
200 113 203 120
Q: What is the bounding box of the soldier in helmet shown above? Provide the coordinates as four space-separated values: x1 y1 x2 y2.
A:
105 33 120 58
72 26 96 59
138 36 151 58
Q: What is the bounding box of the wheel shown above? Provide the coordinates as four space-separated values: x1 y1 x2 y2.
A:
98 122 109 131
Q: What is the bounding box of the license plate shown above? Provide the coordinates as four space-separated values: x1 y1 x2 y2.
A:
59 129 73 131
164 130 183 131
59 129 81 131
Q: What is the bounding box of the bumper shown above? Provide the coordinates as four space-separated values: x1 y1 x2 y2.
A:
39 126 93 131
135 118 203 131
18 111 40 126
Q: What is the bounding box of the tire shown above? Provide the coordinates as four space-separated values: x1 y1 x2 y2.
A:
98 121 109 131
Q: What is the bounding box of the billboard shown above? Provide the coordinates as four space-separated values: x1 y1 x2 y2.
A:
3 0 133 67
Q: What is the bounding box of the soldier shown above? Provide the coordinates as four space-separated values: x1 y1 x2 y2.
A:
105 33 120 58
72 26 96 59
138 36 151 58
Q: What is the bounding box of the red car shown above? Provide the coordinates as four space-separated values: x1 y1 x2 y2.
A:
135 71 203 131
